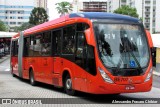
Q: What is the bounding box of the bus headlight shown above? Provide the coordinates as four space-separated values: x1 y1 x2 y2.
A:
98 67 114 84
144 68 153 82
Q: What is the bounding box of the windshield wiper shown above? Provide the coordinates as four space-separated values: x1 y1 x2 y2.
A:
125 41 142 73
118 38 142 73
128 47 142 72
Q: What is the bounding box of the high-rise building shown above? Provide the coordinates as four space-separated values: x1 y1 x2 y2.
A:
80 1 107 12
107 0 160 33
34 0 47 11
108 0 127 12
0 0 34 28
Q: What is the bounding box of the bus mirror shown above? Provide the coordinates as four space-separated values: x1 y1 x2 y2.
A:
145 30 153 48
85 28 94 46
151 47 156 67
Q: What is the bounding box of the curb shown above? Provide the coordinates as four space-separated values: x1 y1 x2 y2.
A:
153 71 160 77
0 55 10 64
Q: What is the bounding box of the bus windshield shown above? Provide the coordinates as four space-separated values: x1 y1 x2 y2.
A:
94 23 149 69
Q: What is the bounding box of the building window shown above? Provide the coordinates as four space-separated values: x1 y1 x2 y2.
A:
10 22 16 24
18 22 22 24
18 17 23 19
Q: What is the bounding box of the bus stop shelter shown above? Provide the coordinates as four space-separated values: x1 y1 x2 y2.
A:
0 31 17 57
151 34 160 73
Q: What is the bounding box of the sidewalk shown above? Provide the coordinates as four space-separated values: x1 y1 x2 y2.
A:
0 55 10 64
153 71 160 77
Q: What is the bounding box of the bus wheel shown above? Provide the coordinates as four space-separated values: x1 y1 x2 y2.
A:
29 69 36 86
64 74 75 96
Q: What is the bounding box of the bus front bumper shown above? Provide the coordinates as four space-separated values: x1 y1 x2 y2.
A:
88 79 152 94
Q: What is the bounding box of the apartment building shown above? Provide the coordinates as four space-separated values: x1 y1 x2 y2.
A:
0 0 34 27
80 1 107 12
34 0 48 11
108 0 160 33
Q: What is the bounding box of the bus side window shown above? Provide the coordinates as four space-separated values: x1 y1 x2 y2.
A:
62 25 75 54
76 32 85 67
52 30 62 55
11 41 15 56
24 37 30 56
15 40 18 56
33 34 42 56
29 36 34 56
41 31 51 56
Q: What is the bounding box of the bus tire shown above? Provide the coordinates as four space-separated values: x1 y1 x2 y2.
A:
29 69 36 86
64 74 75 96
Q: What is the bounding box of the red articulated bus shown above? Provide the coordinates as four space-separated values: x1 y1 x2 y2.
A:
11 12 155 95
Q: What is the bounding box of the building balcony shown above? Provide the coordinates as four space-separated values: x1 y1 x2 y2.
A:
80 8 107 12
145 21 150 24
145 11 150 14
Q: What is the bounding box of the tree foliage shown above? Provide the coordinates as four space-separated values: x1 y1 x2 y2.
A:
18 22 34 31
114 5 139 18
0 20 8 31
12 22 34 32
56 1 73 16
29 7 48 25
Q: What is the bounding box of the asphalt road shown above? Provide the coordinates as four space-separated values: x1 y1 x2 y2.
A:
0 58 160 107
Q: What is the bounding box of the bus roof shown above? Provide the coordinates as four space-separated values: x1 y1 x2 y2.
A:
69 12 140 23
12 12 140 38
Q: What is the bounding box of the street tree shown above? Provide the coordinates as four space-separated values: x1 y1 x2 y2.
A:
56 1 73 16
0 20 9 31
18 22 34 31
29 7 48 25
12 22 34 32
114 5 139 18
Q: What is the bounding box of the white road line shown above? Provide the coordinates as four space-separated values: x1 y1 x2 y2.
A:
5 69 10 71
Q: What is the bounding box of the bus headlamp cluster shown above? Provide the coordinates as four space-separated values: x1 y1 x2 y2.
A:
98 67 114 84
144 68 153 82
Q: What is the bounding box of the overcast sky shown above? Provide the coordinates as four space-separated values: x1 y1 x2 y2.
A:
47 0 108 20
47 0 73 20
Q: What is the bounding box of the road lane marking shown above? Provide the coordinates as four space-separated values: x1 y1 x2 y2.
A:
5 69 10 71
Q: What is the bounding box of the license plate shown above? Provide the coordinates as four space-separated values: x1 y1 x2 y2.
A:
125 85 135 90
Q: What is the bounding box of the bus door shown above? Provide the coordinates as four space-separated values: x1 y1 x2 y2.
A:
41 31 52 83
52 29 63 85
74 32 87 91
75 31 96 91
23 37 30 74
12 40 19 76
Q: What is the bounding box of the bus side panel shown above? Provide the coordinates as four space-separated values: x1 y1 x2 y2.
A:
59 58 88 92
12 56 19 76
22 57 29 79
22 57 54 85
30 57 41 82
40 57 54 84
